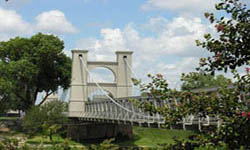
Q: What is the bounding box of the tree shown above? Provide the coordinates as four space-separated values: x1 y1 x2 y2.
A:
134 0 250 149
196 0 250 73
23 100 68 141
181 72 232 90
135 72 250 149
0 33 71 111
0 79 15 113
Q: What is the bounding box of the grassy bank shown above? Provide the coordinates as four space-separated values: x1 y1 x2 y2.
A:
1 123 195 148
117 126 195 147
0 117 19 121
25 126 195 147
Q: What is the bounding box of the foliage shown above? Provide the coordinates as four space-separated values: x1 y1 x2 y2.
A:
22 100 68 140
0 137 120 150
159 138 229 150
47 139 72 150
133 0 250 149
88 139 119 150
135 72 250 149
134 75 178 127
196 0 250 73
0 137 81 150
0 33 71 111
42 124 62 141
0 116 19 121
192 0 250 148
0 137 19 150
0 78 16 113
181 72 231 90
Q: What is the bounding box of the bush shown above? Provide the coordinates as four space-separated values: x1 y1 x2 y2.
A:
0 137 19 150
22 100 68 140
0 137 76 150
88 139 119 150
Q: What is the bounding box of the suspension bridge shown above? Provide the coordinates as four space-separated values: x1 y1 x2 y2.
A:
66 50 221 132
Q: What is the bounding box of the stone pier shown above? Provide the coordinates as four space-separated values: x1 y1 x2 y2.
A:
67 120 132 141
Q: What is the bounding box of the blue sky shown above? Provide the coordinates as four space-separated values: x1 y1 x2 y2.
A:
0 0 248 92
1 0 177 48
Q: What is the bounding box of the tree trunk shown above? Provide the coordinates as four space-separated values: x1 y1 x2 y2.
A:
32 88 39 106
50 131 53 141
38 91 53 106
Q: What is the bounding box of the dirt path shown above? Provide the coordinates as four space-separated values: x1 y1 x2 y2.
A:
0 127 10 141
0 128 10 132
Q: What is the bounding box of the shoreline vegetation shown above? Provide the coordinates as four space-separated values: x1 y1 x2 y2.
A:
0 117 195 149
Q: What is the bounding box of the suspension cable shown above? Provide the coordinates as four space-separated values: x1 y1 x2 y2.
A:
123 57 140 80
79 56 160 119
123 57 142 96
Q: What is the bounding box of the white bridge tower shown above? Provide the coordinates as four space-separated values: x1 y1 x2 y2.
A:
69 50 133 117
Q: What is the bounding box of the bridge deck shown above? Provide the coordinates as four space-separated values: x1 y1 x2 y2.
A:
69 97 222 130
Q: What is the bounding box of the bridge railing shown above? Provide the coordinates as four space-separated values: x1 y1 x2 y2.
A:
82 97 165 125
81 96 222 130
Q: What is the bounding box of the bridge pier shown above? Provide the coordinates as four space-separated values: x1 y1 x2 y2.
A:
67 119 132 142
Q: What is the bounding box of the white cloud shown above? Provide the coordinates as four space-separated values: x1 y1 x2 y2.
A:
77 16 211 61
141 0 217 13
141 17 169 33
0 8 77 41
89 68 115 83
76 28 129 61
35 10 77 34
157 57 200 88
76 16 213 89
0 8 32 40
100 28 127 51
125 16 212 58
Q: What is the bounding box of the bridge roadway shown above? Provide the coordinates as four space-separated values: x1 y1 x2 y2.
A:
72 96 221 130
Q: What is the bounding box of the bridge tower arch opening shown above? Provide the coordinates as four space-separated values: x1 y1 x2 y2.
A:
69 50 133 117
88 67 116 83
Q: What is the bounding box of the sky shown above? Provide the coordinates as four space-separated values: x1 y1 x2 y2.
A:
0 0 248 93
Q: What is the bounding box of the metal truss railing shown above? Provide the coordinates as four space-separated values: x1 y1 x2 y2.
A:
78 97 222 130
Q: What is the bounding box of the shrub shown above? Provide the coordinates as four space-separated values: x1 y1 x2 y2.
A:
23 100 68 140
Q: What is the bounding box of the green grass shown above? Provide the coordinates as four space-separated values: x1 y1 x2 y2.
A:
3 126 195 148
0 117 19 121
117 126 195 147
26 135 82 146
25 135 87 149
24 127 195 147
